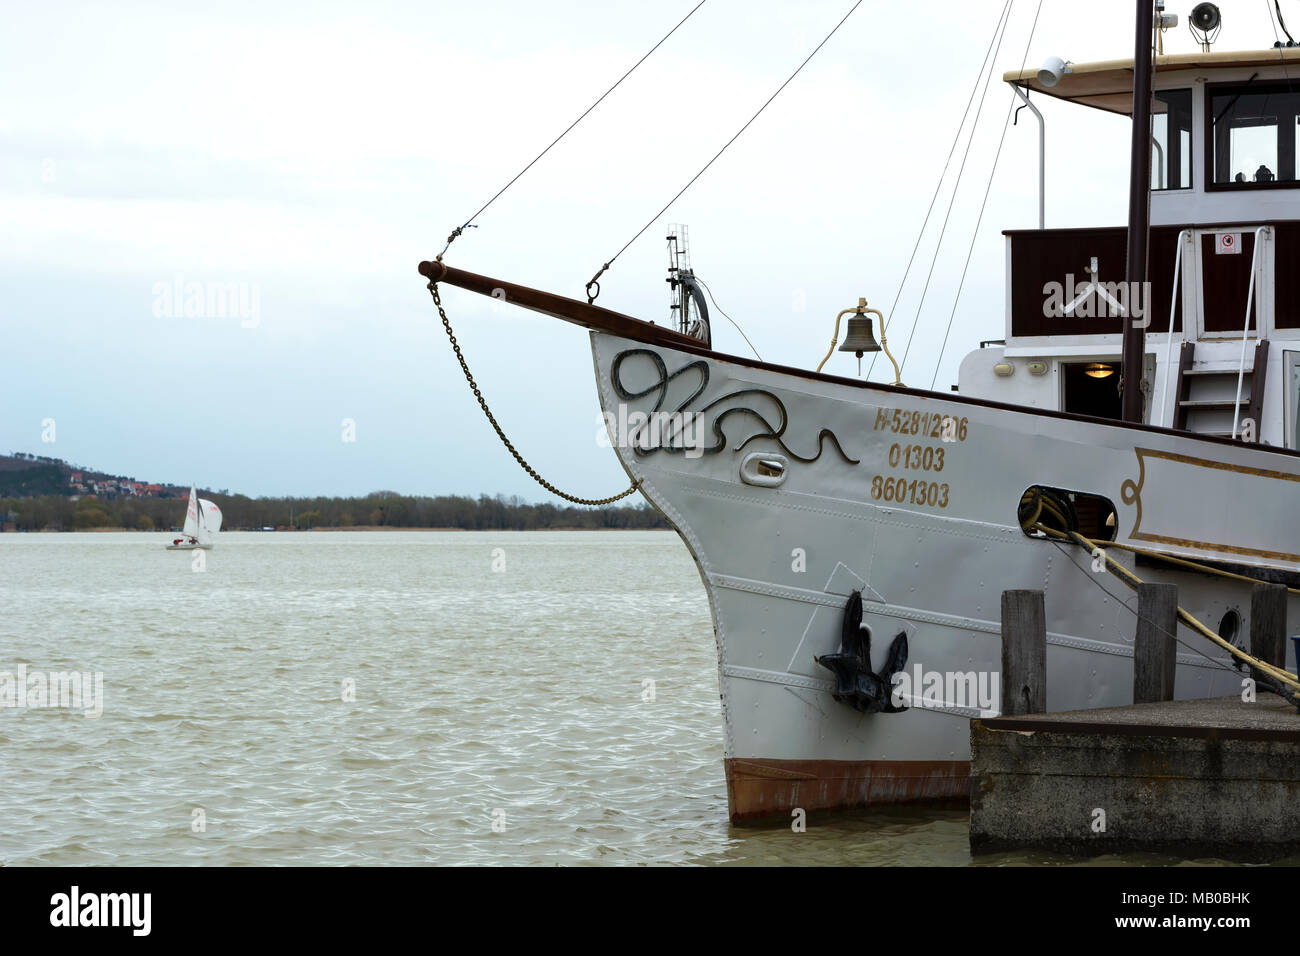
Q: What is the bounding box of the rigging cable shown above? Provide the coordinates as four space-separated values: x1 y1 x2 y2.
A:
1274 0 1297 45
928 0 1045 389
585 0 866 303
896 0 1015 378
436 0 709 260
867 0 1015 382
425 3 711 505
1267 1 1297 81
694 276 763 361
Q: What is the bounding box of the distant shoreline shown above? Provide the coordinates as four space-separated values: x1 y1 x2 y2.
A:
2 460 669 532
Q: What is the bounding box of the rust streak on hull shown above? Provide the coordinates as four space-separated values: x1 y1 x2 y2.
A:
724 757 970 824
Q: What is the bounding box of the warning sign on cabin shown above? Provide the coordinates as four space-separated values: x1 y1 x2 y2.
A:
1216 232 1242 254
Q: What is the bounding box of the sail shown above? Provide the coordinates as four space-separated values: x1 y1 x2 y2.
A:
181 485 200 538
198 499 223 544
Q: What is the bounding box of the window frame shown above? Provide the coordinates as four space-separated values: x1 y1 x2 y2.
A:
1204 78 1300 192
1152 87 1194 191
1287 350 1300 450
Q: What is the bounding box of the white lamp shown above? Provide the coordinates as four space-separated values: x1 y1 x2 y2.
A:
1037 56 1071 88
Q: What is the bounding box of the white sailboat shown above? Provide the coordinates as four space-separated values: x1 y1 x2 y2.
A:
166 485 222 550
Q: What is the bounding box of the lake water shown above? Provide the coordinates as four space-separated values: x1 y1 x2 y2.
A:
0 531 1262 866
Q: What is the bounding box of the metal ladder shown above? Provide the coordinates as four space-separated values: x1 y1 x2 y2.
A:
1172 339 1270 438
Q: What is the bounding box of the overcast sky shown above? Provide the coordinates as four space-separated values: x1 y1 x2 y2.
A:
2 0 1289 499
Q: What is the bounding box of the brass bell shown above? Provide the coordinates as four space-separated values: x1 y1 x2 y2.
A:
838 312 882 357
817 297 893 379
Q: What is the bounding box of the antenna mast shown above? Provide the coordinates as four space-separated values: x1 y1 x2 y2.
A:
666 224 711 346
666 224 693 336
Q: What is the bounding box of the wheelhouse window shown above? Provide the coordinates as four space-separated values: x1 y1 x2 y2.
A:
1291 354 1300 449
1209 80 1300 187
1152 89 1192 189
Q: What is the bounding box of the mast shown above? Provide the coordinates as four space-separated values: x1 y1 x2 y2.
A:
1122 0 1156 423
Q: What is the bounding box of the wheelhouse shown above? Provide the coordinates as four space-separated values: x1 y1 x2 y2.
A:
958 48 1300 448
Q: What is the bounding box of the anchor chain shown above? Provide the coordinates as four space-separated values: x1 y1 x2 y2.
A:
427 273 643 507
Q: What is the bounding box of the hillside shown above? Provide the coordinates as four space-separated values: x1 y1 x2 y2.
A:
0 452 187 499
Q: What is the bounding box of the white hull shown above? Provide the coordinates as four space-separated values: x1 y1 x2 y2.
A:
165 542 212 551
591 332 1300 821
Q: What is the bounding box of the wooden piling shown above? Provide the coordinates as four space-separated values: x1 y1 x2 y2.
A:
1251 582 1288 689
1251 582 1287 666
1000 589 1046 716
1134 582 1178 703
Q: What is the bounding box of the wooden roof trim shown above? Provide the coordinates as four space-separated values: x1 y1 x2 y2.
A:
1003 47 1300 115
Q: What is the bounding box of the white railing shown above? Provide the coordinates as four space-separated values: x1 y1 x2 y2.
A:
1158 229 1193 428
1231 226 1271 440
1009 83 1044 229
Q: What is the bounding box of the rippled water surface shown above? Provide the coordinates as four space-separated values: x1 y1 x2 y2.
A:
0 531 1266 866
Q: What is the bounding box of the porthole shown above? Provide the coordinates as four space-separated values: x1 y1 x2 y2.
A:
1018 485 1117 541
1218 608 1241 647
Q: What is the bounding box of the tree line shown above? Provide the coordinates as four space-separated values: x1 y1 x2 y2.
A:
0 491 669 532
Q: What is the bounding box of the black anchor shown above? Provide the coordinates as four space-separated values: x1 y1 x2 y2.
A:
815 589 909 714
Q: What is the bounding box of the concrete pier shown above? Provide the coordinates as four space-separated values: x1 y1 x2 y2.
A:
970 694 1300 860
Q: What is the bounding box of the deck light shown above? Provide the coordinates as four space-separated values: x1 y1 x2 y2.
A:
1190 2 1219 32
1189 3 1221 51
1037 56 1072 87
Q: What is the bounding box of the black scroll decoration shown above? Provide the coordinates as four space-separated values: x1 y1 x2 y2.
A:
610 348 859 465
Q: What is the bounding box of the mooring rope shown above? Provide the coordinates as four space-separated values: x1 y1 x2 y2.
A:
427 275 641 506
1018 488 1300 704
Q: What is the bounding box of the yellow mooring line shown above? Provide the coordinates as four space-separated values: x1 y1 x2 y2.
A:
1026 517 1300 695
